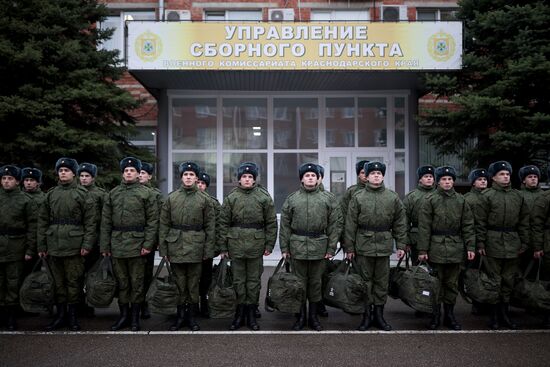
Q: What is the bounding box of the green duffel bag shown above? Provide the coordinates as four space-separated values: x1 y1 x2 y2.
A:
265 258 305 314
146 258 178 315
208 258 237 319
85 256 117 308
459 256 499 305
389 254 440 314
323 259 368 315
19 258 55 313
511 258 550 312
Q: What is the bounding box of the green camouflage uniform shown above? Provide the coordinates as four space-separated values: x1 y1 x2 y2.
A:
279 185 342 302
418 187 475 304
345 183 407 305
0 187 37 306
403 184 435 263
37 180 96 304
159 185 215 304
100 181 158 305
143 183 164 295
340 181 366 244
218 184 277 305
532 191 550 280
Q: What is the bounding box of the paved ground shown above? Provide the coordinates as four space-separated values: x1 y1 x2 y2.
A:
2 265 550 366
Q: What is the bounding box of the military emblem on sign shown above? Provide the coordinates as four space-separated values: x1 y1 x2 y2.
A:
135 31 162 62
427 31 456 62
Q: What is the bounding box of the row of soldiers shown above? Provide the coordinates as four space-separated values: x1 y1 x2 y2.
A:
1 157 549 332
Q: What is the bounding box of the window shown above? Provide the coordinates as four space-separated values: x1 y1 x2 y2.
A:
273 98 318 149
99 11 155 59
417 8 458 21
172 98 217 150
358 97 387 147
310 10 370 21
129 126 156 153
205 10 262 21
326 98 355 147
223 98 267 149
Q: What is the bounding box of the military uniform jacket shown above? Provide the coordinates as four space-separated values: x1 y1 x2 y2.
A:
520 186 543 211
159 185 215 263
207 193 222 257
344 183 407 257
476 183 530 258
84 184 107 246
0 187 38 262
340 181 366 236
279 186 341 260
26 190 45 208
403 184 435 246
38 180 97 256
531 191 550 252
100 181 158 258
417 187 475 263
144 183 165 246
218 184 277 259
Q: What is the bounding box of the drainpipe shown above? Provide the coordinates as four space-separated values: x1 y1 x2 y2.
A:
159 0 164 20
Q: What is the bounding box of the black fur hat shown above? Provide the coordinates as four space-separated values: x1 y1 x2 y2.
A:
178 161 200 177
468 168 489 185
365 161 386 176
317 164 325 178
198 171 211 187
21 167 42 183
237 162 258 180
417 165 435 180
55 158 79 175
355 160 369 176
0 165 21 181
77 163 97 178
119 157 142 173
299 163 320 180
518 165 540 181
141 162 154 175
435 166 457 182
488 161 512 177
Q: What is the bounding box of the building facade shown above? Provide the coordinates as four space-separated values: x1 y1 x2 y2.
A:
102 0 461 207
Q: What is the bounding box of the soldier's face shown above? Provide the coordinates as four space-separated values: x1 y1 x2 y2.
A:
123 167 139 182
197 180 207 192
523 174 539 189
492 170 510 185
58 167 75 183
367 171 384 186
419 174 434 187
358 169 368 184
438 176 454 190
79 172 93 186
1 175 19 190
181 171 197 188
301 172 318 188
139 170 152 184
23 178 39 191
239 173 255 188
473 177 487 189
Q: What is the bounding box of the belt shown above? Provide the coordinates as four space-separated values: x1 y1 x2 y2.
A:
112 225 145 232
431 230 459 236
0 228 26 236
172 224 203 232
488 226 516 232
292 230 324 238
50 218 82 225
360 225 391 232
231 223 264 229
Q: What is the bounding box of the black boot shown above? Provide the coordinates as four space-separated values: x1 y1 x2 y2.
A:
45 303 67 332
254 304 261 319
246 304 260 331
229 304 246 331
499 303 518 330
130 303 141 331
111 304 130 331
488 304 499 330
308 302 323 331
292 304 307 331
200 295 210 318
67 304 81 331
169 305 185 331
141 302 151 320
443 304 461 331
6 306 17 331
357 306 372 331
373 305 392 331
428 304 441 330
317 301 329 318
187 303 200 331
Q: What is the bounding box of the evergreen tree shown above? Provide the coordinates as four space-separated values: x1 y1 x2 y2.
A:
0 0 154 188
419 1 550 182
